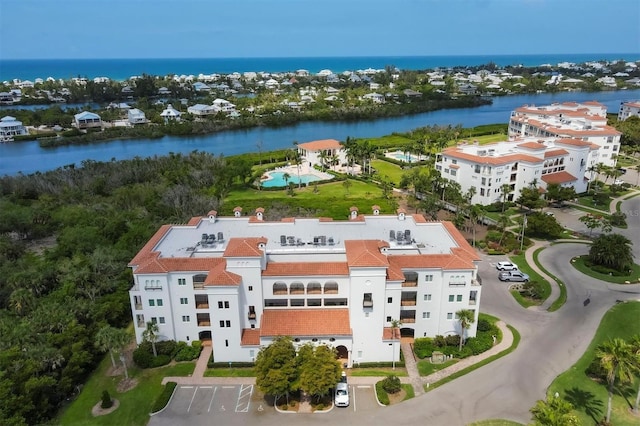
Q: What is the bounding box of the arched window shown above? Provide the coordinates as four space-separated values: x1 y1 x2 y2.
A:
290 282 304 295
324 281 339 294
273 282 287 295
307 281 321 294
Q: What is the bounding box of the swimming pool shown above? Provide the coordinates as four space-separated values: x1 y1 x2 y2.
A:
261 171 325 188
387 151 423 163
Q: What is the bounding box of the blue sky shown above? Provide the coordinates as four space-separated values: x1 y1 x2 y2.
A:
1 0 639 59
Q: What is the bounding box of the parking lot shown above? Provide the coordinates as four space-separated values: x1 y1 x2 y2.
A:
148 383 382 426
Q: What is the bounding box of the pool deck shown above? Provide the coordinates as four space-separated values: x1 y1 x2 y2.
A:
261 164 334 186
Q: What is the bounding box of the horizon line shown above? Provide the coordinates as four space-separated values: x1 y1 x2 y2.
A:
2 52 639 61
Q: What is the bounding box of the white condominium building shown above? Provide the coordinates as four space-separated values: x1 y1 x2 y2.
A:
128 207 482 365
618 100 640 121
508 101 621 167
435 137 593 206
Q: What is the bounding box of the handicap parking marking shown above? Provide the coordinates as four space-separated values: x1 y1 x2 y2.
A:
236 384 253 412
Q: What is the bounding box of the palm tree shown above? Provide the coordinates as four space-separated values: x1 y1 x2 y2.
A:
95 325 130 368
9 287 34 316
589 233 634 273
456 309 475 351
143 321 160 357
595 338 636 424
390 318 402 369
500 183 511 213
530 394 579 425
291 143 302 188
282 172 290 190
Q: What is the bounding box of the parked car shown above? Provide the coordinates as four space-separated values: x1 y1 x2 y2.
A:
498 271 530 282
496 261 518 271
335 382 349 407
614 179 624 185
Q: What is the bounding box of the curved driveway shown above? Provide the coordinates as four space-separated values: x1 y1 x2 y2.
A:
359 195 640 425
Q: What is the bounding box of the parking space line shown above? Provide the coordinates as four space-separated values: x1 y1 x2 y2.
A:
187 387 198 412
222 386 235 389
200 386 212 389
351 385 356 412
236 384 253 412
180 386 194 389
207 386 218 413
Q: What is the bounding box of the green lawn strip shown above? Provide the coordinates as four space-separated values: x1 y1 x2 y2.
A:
509 289 536 308
417 359 459 376
575 195 613 213
203 368 256 377
401 383 415 401
424 325 520 393
570 255 640 284
508 252 551 304
224 180 396 218
58 359 195 426
548 301 640 426
531 247 567 312
350 369 409 377
467 420 524 426
370 159 405 185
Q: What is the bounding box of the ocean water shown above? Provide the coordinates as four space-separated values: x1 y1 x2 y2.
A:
1 53 638 82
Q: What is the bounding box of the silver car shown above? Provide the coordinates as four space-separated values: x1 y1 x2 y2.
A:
498 271 529 282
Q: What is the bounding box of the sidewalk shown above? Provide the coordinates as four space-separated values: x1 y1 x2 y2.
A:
163 321 515 394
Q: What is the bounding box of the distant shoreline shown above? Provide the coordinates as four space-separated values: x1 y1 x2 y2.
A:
2 53 638 82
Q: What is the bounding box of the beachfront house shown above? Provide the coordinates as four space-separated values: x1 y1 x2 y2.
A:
160 104 181 123
74 111 102 130
0 116 28 141
297 139 347 170
127 108 147 125
187 104 217 116
128 207 482 364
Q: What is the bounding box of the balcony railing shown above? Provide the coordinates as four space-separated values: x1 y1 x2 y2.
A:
137 320 145 328
363 300 373 308
469 299 477 305
323 289 338 294
307 289 322 295
401 300 416 306
193 283 205 290
402 280 417 287
248 312 256 320
197 320 211 327
134 303 142 310
195 303 209 309
273 289 288 295
144 285 162 291
400 318 416 323
449 281 466 287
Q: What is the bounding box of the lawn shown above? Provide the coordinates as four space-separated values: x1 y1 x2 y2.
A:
467 420 524 426
58 357 195 426
224 179 397 218
417 359 459 376
204 367 256 377
532 247 567 312
371 159 405 185
350 368 409 377
548 301 640 426
575 194 612 213
570 255 640 284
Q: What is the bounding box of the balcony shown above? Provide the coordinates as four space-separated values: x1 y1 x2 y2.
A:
248 312 256 320
401 300 416 306
448 281 466 287
134 303 142 310
273 289 288 295
196 302 209 309
289 289 305 295
144 284 162 291
402 280 417 287
197 313 211 327
307 288 322 295
193 282 205 290
137 319 145 328
469 299 477 305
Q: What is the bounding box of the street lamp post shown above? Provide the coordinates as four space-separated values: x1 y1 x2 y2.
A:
520 214 528 251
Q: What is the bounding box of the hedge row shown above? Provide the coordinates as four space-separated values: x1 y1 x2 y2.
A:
133 340 202 369
151 381 177 413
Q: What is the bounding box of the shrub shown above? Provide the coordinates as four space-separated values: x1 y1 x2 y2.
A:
476 318 492 332
151 381 177 413
101 390 113 409
375 381 390 405
381 375 402 394
174 341 203 361
133 344 172 368
520 280 545 300
155 340 178 357
433 335 446 348
413 337 435 358
610 211 627 227
445 335 460 347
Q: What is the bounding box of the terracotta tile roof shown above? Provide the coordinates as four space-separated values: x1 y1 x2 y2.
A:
298 139 342 151
544 149 569 158
204 260 242 286
129 225 172 267
263 262 349 276
187 216 201 226
554 138 592 147
386 262 406 281
442 221 481 261
442 147 543 165
260 309 352 336
388 253 475 270
541 171 577 184
345 240 389 267
412 214 428 223
135 255 224 274
517 142 546 150
241 329 260 346
223 237 266 257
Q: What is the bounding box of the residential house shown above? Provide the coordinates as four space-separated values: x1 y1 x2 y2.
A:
127 108 147 125
618 100 640 121
297 139 346 169
160 104 181 123
73 111 102 130
188 104 217 116
362 93 385 104
0 116 28 141
128 207 482 364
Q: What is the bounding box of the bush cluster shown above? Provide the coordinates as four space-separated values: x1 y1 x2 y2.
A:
151 382 177 413
413 320 499 359
133 340 201 369
381 375 402 394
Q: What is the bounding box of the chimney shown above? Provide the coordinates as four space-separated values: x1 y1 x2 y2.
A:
233 206 243 217
349 206 359 220
207 210 217 223
255 207 265 221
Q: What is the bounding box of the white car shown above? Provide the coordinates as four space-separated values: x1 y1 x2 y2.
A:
496 261 518 271
335 382 349 407
613 179 624 185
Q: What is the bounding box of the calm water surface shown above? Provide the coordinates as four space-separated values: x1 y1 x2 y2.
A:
1 89 639 176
